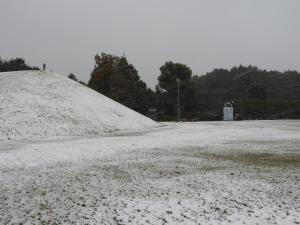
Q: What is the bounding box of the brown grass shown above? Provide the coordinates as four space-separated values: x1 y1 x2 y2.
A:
197 151 300 168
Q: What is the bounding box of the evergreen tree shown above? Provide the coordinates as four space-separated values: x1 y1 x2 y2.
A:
88 53 155 115
156 62 198 120
68 73 86 85
68 73 78 82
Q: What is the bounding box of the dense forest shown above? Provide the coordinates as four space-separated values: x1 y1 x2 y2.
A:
86 54 300 121
192 66 300 120
1 56 300 121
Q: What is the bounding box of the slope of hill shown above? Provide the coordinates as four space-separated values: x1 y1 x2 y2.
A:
0 70 159 142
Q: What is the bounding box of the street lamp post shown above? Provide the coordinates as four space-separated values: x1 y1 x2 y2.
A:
176 78 180 122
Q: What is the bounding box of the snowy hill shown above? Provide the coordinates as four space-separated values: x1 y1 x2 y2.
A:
0 70 158 142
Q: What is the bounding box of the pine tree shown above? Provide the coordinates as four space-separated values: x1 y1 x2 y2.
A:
88 53 155 115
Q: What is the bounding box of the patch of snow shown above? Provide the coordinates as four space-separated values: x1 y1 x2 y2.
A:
0 70 158 142
0 121 299 224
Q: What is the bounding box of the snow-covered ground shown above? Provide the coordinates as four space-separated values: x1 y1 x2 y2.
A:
0 71 158 142
0 120 299 225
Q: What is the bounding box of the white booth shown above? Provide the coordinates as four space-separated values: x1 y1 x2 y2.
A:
223 102 234 121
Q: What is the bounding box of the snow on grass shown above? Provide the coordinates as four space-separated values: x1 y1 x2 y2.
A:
0 70 158 142
0 120 299 224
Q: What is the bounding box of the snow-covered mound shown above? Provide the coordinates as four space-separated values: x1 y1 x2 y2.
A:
0 70 158 142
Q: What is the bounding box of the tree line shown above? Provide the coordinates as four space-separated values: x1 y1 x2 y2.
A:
1 55 300 120
0 57 39 71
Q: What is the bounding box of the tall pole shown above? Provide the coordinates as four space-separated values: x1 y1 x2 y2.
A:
177 78 180 122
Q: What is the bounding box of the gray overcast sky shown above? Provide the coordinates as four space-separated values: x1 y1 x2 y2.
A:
1 0 300 88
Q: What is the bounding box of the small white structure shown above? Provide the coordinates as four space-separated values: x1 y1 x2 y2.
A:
223 102 234 121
